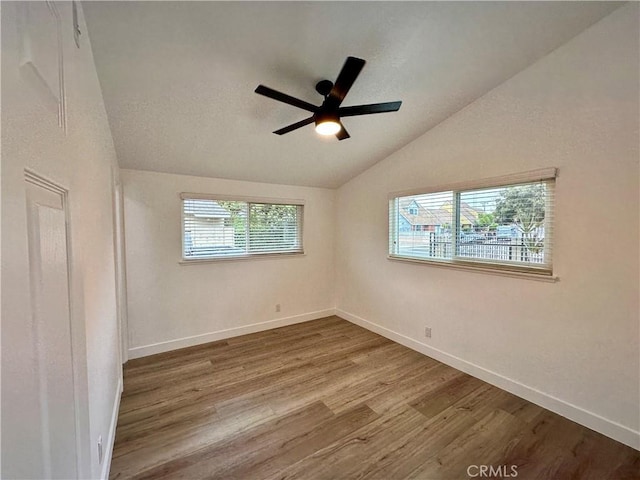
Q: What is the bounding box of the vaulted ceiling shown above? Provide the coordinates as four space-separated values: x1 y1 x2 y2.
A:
83 1 621 188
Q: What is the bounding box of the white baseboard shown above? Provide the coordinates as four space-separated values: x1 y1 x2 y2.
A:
336 309 640 451
127 309 336 360
100 376 123 480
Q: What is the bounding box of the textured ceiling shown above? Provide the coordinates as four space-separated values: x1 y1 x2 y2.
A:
83 1 621 188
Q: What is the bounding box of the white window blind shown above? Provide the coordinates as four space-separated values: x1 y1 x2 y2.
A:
389 170 555 275
182 196 303 260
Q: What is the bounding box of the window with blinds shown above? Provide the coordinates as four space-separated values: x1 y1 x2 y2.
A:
389 169 555 275
182 195 303 260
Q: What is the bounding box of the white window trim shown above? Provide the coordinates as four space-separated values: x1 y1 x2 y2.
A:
180 193 305 264
180 192 306 206
388 168 558 281
388 167 557 199
179 251 306 266
387 255 558 282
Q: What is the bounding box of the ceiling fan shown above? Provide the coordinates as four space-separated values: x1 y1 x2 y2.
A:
255 56 402 140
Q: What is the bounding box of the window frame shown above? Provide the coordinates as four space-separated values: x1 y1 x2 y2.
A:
388 168 557 281
180 193 305 263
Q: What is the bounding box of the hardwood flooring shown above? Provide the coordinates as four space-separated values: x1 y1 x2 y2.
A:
110 316 639 479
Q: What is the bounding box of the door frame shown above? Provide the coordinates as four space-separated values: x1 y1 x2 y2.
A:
111 167 128 365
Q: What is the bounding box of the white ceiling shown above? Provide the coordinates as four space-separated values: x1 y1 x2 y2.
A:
83 1 621 189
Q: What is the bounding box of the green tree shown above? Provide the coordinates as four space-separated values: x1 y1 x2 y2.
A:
218 200 247 246
476 212 497 232
249 204 298 250
218 201 298 250
494 184 546 259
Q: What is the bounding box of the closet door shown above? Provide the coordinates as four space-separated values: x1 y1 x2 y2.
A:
26 176 78 479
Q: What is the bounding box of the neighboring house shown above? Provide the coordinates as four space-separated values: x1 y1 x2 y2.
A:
439 201 479 230
183 200 234 251
398 199 479 233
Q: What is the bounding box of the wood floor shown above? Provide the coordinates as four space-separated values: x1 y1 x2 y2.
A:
110 316 639 479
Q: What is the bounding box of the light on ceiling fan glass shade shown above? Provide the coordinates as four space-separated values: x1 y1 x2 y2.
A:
315 119 341 135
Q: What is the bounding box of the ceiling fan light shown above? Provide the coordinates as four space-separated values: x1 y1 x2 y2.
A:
315 119 341 136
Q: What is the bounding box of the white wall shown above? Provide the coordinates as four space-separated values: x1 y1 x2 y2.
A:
335 4 639 449
1 2 122 478
122 169 335 357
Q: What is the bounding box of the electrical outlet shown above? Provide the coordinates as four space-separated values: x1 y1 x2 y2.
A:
275 304 281 312
424 327 432 338
97 435 103 464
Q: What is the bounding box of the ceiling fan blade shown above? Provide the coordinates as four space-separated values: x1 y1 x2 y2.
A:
255 85 318 113
338 101 402 117
273 116 315 135
335 122 350 141
326 57 366 109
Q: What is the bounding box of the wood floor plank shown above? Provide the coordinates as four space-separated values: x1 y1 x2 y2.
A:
365 361 460 414
214 359 359 418
109 316 640 479
122 359 217 398
354 407 479 479
321 347 437 414
227 404 378 480
133 401 336 480
110 401 276 479
265 404 427 480
409 371 485 418
405 408 529 479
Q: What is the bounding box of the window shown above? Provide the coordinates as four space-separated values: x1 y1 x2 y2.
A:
181 194 303 260
389 169 556 276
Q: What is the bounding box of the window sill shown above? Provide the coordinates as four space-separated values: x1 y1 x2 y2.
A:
180 251 305 265
387 255 558 283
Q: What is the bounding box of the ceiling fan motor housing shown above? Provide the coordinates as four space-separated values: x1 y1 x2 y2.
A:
315 110 339 126
315 80 334 97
